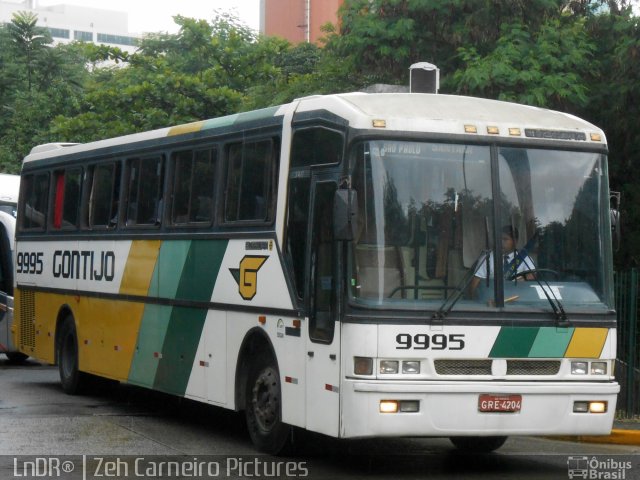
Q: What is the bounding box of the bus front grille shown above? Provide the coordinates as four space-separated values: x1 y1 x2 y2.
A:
506 360 561 376
434 359 562 376
434 360 492 376
19 290 36 349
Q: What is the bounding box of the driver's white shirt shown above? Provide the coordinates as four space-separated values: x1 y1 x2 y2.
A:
474 251 535 279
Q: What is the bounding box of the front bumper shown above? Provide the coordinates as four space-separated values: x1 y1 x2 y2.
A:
340 379 619 438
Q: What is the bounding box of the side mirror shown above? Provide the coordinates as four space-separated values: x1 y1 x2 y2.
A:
333 189 358 241
610 191 621 252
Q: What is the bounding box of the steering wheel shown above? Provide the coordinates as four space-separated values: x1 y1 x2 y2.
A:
511 268 560 280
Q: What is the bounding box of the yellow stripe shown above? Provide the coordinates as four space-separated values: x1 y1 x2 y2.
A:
168 121 204 136
20 291 145 381
120 240 161 296
564 328 608 358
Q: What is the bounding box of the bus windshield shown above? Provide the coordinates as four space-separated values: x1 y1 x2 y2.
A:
349 140 613 313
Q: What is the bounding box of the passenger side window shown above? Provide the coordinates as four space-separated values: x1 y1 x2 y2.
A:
88 163 121 228
170 148 216 225
126 156 163 227
19 172 49 231
52 168 82 230
225 139 277 222
291 128 343 168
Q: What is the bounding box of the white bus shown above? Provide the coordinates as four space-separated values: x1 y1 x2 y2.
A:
0 174 27 362
13 91 618 453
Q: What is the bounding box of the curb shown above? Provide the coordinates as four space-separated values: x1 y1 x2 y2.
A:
550 429 640 446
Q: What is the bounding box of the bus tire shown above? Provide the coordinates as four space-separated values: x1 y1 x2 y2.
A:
6 352 28 363
245 354 292 455
57 316 88 395
449 436 508 453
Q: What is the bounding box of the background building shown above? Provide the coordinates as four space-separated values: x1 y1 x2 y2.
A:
260 0 342 44
0 0 139 52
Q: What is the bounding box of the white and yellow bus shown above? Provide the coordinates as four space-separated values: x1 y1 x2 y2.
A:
0 173 27 362
14 91 618 453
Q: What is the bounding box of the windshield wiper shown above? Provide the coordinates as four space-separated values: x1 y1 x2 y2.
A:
431 250 490 324
515 270 569 327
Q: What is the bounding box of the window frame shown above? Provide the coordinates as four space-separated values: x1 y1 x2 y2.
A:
85 161 123 231
124 154 165 230
168 146 218 228
18 171 51 233
222 137 279 225
51 167 83 232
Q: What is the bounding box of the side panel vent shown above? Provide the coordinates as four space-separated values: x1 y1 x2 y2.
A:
19 290 36 349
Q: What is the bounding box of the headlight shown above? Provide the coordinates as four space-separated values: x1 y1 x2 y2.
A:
380 360 399 374
571 361 588 375
354 357 373 375
591 362 607 375
402 361 421 374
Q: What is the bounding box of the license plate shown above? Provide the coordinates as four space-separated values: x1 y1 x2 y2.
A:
478 394 522 412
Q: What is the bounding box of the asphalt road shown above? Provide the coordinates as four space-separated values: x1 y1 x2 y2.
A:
1 354 639 480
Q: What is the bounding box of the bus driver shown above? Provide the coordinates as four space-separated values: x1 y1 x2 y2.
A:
470 225 536 298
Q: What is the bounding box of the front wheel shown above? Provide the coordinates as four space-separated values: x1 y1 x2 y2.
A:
57 316 89 395
449 436 508 453
245 355 292 454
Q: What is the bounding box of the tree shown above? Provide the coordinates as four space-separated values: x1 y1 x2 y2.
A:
6 11 51 92
51 13 282 142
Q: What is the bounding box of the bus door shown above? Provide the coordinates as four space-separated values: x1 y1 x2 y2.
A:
305 179 341 436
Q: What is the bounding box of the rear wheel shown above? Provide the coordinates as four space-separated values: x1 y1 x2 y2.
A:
57 316 89 394
245 354 292 455
449 436 508 453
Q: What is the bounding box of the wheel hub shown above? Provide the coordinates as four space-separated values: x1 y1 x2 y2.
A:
251 367 279 433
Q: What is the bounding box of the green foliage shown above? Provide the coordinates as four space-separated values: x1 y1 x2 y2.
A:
453 18 594 108
0 12 86 172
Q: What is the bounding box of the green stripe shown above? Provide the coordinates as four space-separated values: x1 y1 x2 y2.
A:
235 106 280 123
175 240 228 303
489 327 540 358
150 240 192 298
202 114 238 130
128 240 191 386
153 239 228 395
528 327 575 358
152 306 209 395
128 304 173 387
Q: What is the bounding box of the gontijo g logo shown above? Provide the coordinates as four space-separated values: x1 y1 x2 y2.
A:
229 256 268 300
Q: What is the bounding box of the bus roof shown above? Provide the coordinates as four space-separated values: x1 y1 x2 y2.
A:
23 93 606 165
319 93 604 140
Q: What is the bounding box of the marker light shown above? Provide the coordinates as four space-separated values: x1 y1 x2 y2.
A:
571 361 588 375
573 401 607 413
573 401 589 413
590 133 602 142
380 400 399 413
509 128 522 136
591 362 607 375
487 126 500 135
464 125 477 134
354 357 373 376
399 400 420 413
372 119 387 128
402 361 421 374
380 360 399 374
